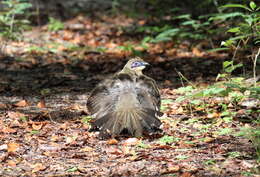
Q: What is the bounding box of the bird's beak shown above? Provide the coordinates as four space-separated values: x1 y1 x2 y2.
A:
142 61 150 66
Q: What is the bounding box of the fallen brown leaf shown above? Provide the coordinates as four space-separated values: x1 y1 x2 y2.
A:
32 122 43 130
37 99 46 108
180 172 193 177
14 100 28 107
2 127 17 133
80 146 94 152
7 143 19 153
32 163 46 173
107 138 118 145
7 160 17 167
123 138 139 146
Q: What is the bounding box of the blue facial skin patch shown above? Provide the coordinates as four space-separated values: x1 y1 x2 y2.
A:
131 61 149 68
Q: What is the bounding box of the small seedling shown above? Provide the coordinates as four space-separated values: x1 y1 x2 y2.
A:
66 167 78 172
158 135 180 145
30 130 40 135
20 116 28 122
227 151 241 158
81 116 92 124
48 17 64 32
216 128 233 136
137 141 150 149
204 159 216 165
175 154 189 160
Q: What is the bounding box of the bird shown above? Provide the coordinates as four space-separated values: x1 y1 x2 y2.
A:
87 57 162 138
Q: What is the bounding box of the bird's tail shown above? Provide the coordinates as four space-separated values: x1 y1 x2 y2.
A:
91 108 161 138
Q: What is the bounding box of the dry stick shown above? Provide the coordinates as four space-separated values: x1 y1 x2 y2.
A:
174 69 197 89
175 69 195 117
253 47 260 87
232 39 242 62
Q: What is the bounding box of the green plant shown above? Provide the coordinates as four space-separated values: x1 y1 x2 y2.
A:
176 59 259 118
216 127 233 136
217 1 260 84
219 2 259 48
66 167 78 172
137 141 150 148
158 135 180 145
175 154 189 160
237 127 260 161
20 116 28 122
30 130 40 135
81 116 92 124
160 99 173 111
0 0 32 40
227 151 241 158
47 17 64 32
117 42 146 56
203 159 216 165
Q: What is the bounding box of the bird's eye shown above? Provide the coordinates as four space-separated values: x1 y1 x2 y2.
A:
131 61 141 68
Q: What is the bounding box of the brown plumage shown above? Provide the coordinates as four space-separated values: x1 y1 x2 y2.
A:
87 57 162 138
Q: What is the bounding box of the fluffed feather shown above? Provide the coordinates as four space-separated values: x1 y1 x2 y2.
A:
87 57 162 138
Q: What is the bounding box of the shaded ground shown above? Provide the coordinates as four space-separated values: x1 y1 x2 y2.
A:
0 14 259 176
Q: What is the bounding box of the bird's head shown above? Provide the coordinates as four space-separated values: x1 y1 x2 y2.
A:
123 57 149 75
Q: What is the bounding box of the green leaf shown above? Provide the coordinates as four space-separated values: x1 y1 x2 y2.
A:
175 96 187 102
30 130 40 135
81 116 92 124
190 99 202 105
227 151 241 158
209 12 244 21
220 4 252 12
223 61 233 68
227 27 240 33
204 160 216 165
161 99 174 104
217 128 233 135
153 28 180 43
176 155 189 160
66 167 78 172
249 1 256 10
159 135 180 145
176 86 194 94
207 48 230 52
173 14 191 20
137 141 150 148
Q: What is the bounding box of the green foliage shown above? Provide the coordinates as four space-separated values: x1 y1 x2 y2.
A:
158 135 180 145
81 116 92 124
176 59 259 126
66 167 78 172
47 17 64 32
219 1 260 48
30 130 40 135
117 42 147 56
139 14 213 44
237 127 260 161
203 159 216 165
175 154 189 160
227 151 241 158
176 60 259 160
20 116 28 122
0 0 32 40
216 128 233 135
137 141 150 148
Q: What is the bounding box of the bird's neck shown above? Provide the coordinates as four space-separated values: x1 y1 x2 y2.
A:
121 67 143 76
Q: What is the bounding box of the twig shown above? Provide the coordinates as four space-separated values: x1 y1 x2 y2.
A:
174 69 197 88
253 47 260 87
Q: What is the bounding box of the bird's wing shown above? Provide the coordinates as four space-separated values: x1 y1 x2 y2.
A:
135 75 161 113
87 73 135 117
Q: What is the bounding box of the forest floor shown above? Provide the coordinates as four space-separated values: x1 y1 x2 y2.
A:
0 14 259 177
